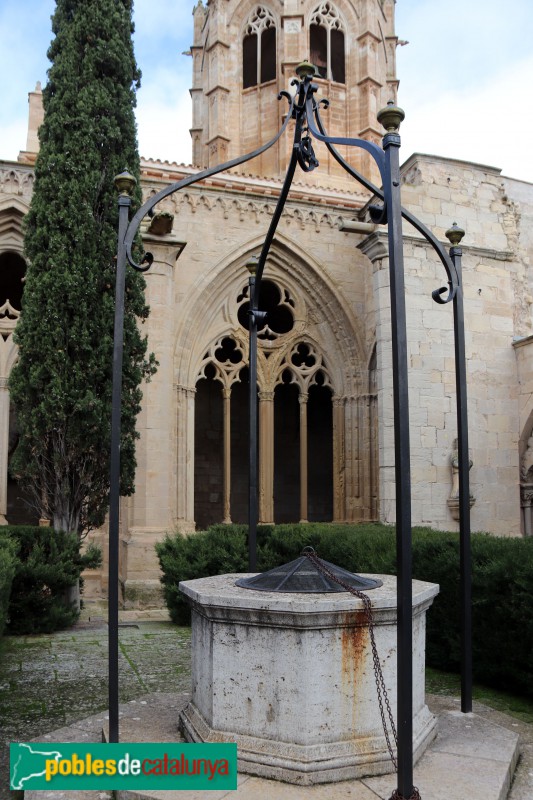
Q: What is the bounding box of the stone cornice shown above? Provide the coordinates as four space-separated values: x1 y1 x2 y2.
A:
512 334 533 350
356 229 514 263
401 151 502 178
143 185 363 230
401 232 514 262
140 159 369 212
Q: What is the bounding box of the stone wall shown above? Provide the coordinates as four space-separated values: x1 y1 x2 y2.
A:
367 153 532 536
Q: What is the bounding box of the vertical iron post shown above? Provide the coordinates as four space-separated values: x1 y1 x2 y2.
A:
379 105 414 799
108 171 136 743
247 258 259 572
446 224 472 713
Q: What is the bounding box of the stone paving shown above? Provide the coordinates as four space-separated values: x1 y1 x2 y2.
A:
1 615 532 799
0 618 191 800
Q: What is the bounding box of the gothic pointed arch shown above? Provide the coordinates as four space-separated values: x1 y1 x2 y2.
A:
174 232 368 395
309 1 346 83
242 5 277 89
0 199 27 246
173 233 377 528
0 217 26 524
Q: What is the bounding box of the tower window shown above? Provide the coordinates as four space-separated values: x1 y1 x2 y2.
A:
243 6 277 89
310 2 345 83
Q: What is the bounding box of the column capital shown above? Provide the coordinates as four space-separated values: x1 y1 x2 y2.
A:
175 384 197 399
258 390 275 402
298 392 309 405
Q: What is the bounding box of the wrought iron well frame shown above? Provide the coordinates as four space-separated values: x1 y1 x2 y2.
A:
110 63 472 800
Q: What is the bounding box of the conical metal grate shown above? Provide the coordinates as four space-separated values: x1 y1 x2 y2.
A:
235 547 382 593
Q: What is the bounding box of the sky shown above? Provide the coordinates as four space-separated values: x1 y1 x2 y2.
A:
1 0 532 183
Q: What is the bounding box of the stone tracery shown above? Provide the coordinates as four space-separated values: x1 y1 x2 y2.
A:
193 270 341 527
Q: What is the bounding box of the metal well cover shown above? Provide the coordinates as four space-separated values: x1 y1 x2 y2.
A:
235 549 382 593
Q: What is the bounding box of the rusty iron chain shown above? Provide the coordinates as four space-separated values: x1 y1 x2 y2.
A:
390 790 422 800
302 548 398 769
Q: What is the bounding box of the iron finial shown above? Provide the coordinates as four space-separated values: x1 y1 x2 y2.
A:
445 222 465 246
295 60 316 79
377 100 405 133
245 255 259 276
114 170 136 196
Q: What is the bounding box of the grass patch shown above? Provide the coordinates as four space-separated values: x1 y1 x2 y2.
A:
426 666 533 724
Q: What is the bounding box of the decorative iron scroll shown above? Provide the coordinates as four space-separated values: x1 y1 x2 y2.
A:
123 65 458 312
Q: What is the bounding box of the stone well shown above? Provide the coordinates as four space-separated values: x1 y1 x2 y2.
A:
179 573 439 785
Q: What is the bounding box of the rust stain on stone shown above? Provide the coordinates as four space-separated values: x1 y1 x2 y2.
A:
341 610 367 678
341 609 368 728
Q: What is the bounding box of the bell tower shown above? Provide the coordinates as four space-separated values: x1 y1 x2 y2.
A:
189 0 398 187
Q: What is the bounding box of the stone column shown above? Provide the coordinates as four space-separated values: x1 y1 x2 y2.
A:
299 392 308 523
0 378 9 525
369 393 379 519
358 233 394 524
332 396 346 522
520 484 533 537
222 387 232 524
124 244 187 606
258 390 274 524
361 394 373 521
176 385 196 530
344 395 361 522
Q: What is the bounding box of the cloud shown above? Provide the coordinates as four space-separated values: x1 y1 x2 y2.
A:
398 53 533 183
137 88 192 165
133 0 193 40
1 121 29 164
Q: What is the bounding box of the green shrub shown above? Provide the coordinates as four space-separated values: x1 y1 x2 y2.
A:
156 522 397 624
157 523 533 698
4 526 102 634
0 534 18 637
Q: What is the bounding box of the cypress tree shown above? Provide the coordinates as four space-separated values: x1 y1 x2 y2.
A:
9 0 156 534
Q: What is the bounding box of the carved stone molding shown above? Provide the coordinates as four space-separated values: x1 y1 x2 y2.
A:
0 168 35 198
141 186 356 231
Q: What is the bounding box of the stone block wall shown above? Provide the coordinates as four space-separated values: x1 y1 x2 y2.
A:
370 154 531 535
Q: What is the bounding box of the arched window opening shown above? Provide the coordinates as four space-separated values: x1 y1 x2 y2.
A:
274 383 300 522
308 384 333 521
0 252 26 311
243 6 276 89
310 24 327 78
194 371 224 530
310 2 345 83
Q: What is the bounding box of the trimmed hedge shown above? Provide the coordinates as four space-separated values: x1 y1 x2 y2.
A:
3 526 102 635
0 533 18 637
156 523 533 699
